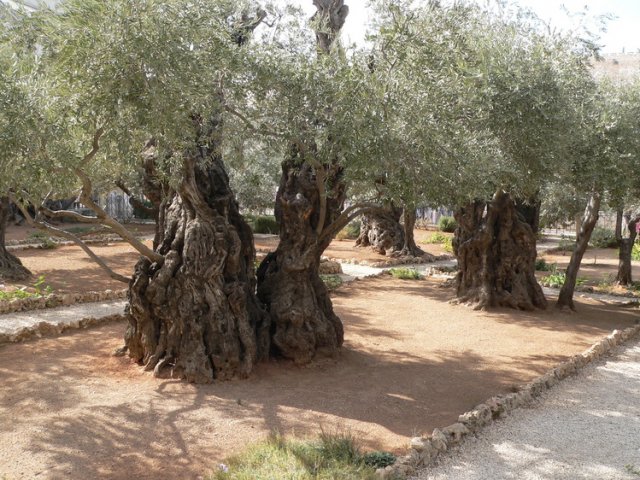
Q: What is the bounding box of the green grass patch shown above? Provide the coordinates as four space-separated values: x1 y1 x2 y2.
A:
389 267 422 280
320 274 343 290
209 431 395 480
422 233 452 253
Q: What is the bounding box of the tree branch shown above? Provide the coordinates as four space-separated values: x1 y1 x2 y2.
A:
115 180 157 218
224 105 287 139
74 168 164 264
13 197 130 284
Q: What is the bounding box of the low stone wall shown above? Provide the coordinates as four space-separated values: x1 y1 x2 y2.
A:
377 323 640 479
0 313 126 346
324 254 453 269
0 289 127 315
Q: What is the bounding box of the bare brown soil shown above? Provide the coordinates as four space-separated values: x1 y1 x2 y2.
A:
0 276 636 480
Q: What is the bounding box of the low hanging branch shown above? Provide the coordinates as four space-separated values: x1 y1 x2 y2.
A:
73 168 163 264
13 197 130 284
115 180 157 218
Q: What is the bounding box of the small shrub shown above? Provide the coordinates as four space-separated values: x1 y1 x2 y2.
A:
362 451 396 469
336 221 361 240
535 258 555 271
589 227 617 248
626 464 640 477
442 236 453 253
389 267 422 280
27 231 57 249
252 216 279 234
0 276 53 302
320 274 343 290
632 243 640 261
539 266 586 288
438 216 457 233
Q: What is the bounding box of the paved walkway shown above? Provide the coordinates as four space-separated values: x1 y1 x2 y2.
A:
0 300 126 340
413 338 640 480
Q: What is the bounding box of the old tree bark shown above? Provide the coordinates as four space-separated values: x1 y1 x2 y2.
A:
454 191 546 310
355 205 404 255
124 110 270 383
256 0 349 364
0 196 30 281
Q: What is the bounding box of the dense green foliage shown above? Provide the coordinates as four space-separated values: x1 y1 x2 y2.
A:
437 217 457 233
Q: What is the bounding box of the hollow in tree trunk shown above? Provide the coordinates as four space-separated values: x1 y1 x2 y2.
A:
616 213 639 286
355 204 404 256
124 112 270 383
556 192 600 310
0 196 31 281
453 191 546 311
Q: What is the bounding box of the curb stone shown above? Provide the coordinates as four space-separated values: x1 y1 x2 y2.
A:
0 289 127 315
376 323 640 479
0 313 126 346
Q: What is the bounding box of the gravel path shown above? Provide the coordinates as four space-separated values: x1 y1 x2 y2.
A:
0 300 126 339
412 338 640 480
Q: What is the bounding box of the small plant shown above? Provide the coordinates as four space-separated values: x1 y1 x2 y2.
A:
589 227 617 248
597 274 615 289
362 451 396 468
389 267 423 280
320 274 343 290
210 431 380 480
535 258 555 271
626 464 640 477
632 242 640 261
336 221 361 240
0 276 53 302
28 231 57 249
438 216 457 233
539 265 586 288
252 216 279 234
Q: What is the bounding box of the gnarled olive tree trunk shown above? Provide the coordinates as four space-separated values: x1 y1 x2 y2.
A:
355 204 404 255
0 196 30 281
454 191 546 311
124 114 270 383
256 0 349 364
257 154 345 364
556 192 600 310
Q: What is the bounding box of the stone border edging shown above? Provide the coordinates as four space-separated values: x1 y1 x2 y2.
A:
376 322 640 479
0 313 126 346
0 289 127 315
324 254 453 269
7 235 130 251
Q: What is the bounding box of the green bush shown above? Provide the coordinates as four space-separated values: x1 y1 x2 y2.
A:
0 275 53 302
535 258 555 271
632 243 640 261
589 227 617 248
389 267 422 280
320 274 343 290
438 216 457 233
362 451 396 469
210 431 381 480
252 216 279 234
27 231 58 249
336 221 361 240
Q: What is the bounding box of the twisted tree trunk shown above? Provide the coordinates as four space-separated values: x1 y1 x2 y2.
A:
355 204 404 256
556 192 600 310
124 112 270 383
398 205 429 257
256 0 349 364
257 151 346 363
453 191 546 311
0 196 30 281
